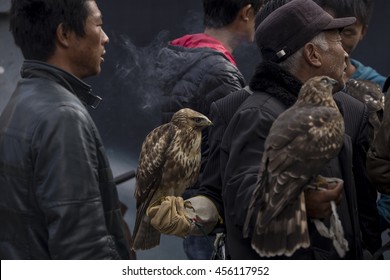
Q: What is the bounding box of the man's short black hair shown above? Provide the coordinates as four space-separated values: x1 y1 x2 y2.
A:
10 0 91 61
313 0 373 26
255 0 290 29
203 0 263 28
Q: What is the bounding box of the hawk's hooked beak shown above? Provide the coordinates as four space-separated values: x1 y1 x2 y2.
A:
201 118 213 128
327 78 340 94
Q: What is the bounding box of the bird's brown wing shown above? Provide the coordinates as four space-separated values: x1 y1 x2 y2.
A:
135 124 175 203
245 104 344 257
259 105 344 227
133 123 176 239
346 79 384 112
345 79 384 141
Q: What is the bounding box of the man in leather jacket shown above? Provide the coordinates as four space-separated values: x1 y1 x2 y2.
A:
0 0 130 259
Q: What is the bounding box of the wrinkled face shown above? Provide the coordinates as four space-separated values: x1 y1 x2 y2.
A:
340 21 366 54
69 1 109 78
317 30 348 90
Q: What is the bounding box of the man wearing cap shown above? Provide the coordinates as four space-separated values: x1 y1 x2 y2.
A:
221 0 367 259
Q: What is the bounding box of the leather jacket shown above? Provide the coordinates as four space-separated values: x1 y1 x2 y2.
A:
0 60 130 259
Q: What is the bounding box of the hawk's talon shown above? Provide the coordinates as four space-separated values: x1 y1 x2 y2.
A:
184 200 195 211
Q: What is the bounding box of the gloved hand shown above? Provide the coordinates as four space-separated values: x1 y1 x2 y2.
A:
147 196 191 237
146 195 220 237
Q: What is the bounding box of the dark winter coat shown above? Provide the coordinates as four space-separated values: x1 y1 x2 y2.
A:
158 41 245 123
367 84 390 195
157 38 245 193
0 60 130 259
198 87 252 218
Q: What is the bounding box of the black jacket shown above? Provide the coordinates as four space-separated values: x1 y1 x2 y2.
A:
198 87 252 218
219 62 379 259
158 45 245 123
0 60 130 259
157 44 245 193
367 87 390 195
333 91 382 255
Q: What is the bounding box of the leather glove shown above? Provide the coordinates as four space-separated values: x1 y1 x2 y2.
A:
147 196 191 237
186 195 221 236
146 195 220 237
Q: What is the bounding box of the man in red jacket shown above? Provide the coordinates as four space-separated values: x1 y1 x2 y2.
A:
155 0 263 259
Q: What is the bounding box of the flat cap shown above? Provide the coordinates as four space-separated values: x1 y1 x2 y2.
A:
256 0 356 62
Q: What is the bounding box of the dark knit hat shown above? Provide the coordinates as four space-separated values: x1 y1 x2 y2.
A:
256 0 356 62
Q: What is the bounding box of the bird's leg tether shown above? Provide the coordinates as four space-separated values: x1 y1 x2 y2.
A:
189 216 224 260
312 200 349 258
307 177 349 258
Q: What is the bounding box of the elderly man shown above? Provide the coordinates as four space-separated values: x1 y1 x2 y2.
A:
221 0 369 259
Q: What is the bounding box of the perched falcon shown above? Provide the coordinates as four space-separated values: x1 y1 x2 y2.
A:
345 79 384 140
243 76 346 258
132 108 212 250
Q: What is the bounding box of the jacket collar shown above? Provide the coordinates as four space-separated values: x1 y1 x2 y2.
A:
248 61 345 114
170 33 236 65
249 61 303 108
21 60 102 109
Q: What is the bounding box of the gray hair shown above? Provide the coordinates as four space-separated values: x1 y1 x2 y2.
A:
278 31 329 74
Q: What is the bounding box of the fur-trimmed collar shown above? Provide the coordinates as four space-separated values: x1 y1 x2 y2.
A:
249 61 302 108
248 61 344 115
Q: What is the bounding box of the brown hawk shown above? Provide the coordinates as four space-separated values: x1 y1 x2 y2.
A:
132 108 212 250
243 76 346 258
345 79 384 141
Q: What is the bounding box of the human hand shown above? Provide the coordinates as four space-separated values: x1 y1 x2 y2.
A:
146 195 220 237
147 196 192 237
305 177 343 219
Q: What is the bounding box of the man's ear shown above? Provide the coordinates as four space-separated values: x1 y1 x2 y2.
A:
240 4 253 22
303 43 322 67
360 24 368 40
55 23 71 48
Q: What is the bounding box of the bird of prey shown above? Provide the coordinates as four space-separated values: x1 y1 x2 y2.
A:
132 108 212 250
345 79 384 141
243 76 346 258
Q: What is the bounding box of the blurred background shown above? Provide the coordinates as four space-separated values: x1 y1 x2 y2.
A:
0 0 389 259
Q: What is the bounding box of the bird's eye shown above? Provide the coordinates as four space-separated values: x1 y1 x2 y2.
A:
321 77 336 86
193 117 203 123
